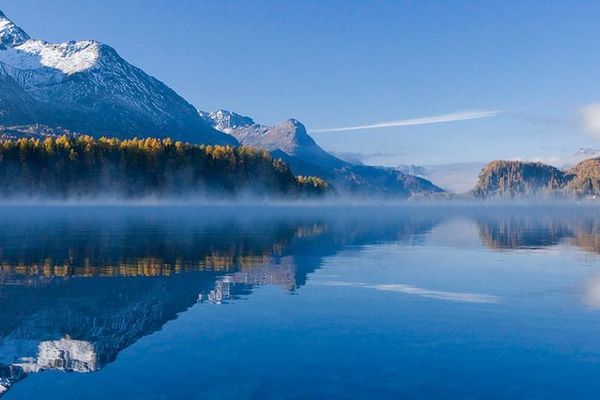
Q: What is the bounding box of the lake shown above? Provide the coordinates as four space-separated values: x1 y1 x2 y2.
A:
2 204 600 399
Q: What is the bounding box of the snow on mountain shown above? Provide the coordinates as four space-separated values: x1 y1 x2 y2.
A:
16 339 97 374
200 109 255 133
0 11 29 47
201 110 347 169
0 64 48 124
0 10 236 145
0 40 101 78
201 110 444 196
0 9 442 196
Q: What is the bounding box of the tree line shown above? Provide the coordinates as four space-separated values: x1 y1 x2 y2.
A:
0 135 329 198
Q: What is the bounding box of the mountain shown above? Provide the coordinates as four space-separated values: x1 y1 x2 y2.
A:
473 160 569 197
201 110 346 169
395 163 490 194
0 10 236 145
201 110 444 196
421 162 487 194
564 158 600 196
395 164 427 176
473 158 600 198
0 65 49 125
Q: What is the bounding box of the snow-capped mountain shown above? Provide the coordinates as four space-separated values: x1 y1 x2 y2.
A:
202 110 347 169
201 109 443 196
0 64 48 125
0 9 442 196
198 109 256 133
0 10 236 145
0 11 28 47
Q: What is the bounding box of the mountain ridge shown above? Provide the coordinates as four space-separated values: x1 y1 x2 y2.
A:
201 109 444 196
0 10 236 145
474 158 600 198
0 9 443 197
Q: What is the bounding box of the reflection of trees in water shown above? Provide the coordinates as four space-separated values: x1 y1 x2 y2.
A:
477 217 570 249
473 212 600 337
567 219 600 254
475 209 600 254
0 207 441 396
0 219 301 279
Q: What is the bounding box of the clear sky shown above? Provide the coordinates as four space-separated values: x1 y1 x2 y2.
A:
3 0 600 166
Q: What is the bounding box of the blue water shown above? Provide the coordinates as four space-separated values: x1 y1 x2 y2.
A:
3 205 600 399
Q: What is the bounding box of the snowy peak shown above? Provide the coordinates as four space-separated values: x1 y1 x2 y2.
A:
6 39 102 76
200 109 255 133
0 10 30 47
0 9 111 81
199 111 315 147
200 111 317 152
201 109 443 195
0 9 236 145
201 110 347 169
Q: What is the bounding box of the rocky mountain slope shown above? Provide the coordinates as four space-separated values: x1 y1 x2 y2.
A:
0 10 235 145
473 158 600 198
200 110 347 169
564 158 600 196
201 110 444 196
0 9 442 197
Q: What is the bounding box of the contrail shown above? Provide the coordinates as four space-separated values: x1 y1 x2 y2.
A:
312 110 504 133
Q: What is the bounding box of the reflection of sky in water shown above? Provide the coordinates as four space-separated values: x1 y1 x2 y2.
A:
3 206 600 399
311 280 503 303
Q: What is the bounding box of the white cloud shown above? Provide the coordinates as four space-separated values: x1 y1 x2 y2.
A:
312 110 504 133
580 103 600 139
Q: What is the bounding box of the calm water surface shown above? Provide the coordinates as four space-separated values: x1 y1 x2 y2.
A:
2 205 600 399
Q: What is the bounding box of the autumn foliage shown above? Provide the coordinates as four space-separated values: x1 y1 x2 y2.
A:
0 135 329 198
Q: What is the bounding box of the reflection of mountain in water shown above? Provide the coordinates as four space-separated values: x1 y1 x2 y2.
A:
477 216 571 249
474 209 600 312
475 208 600 253
0 207 440 395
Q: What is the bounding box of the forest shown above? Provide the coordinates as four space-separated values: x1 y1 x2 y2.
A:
0 135 329 198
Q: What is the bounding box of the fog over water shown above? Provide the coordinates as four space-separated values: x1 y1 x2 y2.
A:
2 204 600 399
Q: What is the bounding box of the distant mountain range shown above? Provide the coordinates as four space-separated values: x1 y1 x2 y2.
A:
395 162 486 193
200 110 443 195
0 10 443 197
7 9 600 200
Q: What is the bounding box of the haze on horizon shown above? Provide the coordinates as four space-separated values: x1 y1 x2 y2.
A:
5 0 600 170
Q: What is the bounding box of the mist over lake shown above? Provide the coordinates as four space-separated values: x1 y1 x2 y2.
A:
4 1 600 398
0 205 600 399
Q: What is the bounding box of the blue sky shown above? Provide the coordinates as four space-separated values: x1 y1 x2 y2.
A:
4 0 600 166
